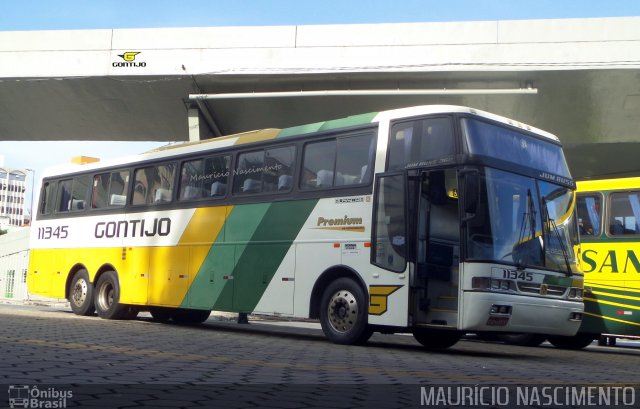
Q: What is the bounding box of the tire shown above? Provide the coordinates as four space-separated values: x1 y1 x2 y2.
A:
68 269 95 316
413 329 462 349
94 271 129 320
547 333 596 349
171 308 211 324
499 333 547 347
319 278 372 345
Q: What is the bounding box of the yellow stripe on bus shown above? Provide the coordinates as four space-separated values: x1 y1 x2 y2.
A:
590 289 640 302
584 297 640 311
583 311 640 327
587 281 640 293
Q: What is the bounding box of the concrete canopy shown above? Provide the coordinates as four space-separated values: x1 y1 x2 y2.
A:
1 17 640 179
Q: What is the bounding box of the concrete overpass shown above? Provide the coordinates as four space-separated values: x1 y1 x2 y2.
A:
1 17 640 179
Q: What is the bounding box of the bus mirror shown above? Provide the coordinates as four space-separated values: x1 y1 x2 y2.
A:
463 171 479 215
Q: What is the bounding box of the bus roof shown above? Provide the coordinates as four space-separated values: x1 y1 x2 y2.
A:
40 104 559 179
577 177 640 192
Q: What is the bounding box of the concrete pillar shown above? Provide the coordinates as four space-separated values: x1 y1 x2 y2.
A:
188 108 200 142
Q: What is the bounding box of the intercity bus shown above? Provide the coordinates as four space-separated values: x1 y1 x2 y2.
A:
574 177 640 346
27 105 584 348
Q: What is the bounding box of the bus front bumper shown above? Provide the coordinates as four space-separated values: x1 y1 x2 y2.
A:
460 291 584 336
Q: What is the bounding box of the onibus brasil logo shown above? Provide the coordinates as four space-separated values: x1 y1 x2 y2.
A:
8 385 72 408
113 51 146 67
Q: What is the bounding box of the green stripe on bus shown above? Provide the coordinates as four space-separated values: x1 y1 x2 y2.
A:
183 203 271 310
218 199 318 312
276 112 378 138
581 301 640 336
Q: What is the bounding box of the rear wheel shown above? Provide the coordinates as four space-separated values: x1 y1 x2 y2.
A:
413 329 462 349
547 333 596 349
68 269 95 316
320 278 372 345
94 271 130 320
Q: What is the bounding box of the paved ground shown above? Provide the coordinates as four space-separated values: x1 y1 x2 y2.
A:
1 303 639 408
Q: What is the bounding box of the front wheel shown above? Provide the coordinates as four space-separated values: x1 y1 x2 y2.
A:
319 278 372 345
94 271 130 320
69 269 95 316
547 333 596 349
413 329 462 349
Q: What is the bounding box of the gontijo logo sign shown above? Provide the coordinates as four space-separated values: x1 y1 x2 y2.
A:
113 51 146 67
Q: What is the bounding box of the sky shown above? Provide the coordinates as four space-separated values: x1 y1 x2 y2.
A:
2 0 640 212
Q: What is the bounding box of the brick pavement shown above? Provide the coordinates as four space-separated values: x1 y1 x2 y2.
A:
1 304 639 408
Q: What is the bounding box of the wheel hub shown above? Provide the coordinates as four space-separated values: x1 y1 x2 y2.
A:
327 290 358 333
72 279 87 307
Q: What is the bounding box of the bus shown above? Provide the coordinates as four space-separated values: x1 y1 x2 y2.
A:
27 105 584 348
574 177 640 346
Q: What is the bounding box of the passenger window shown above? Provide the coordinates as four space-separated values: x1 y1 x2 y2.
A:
108 170 130 206
179 155 230 200
56 175 90 212
232 147 295 195
264 146 295 192
92 173 110 208
301 132 374 190
56 180 73 212
388 117 454 171
233 150 265 194
576 193 602 236
40 181 56 215
132 164 175 205
301 140 337 189
335 133 375 186
92 171 130 208
608 192 640 236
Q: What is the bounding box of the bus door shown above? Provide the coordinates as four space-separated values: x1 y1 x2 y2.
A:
412 169 461 326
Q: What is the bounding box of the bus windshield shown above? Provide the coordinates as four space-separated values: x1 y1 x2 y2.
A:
462 118 571 178
466 168 577 273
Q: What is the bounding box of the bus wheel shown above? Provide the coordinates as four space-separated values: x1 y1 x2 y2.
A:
69 269 95 316
172 308 211 324
547 333 596 349
94 271 129 320
319 278 372 345
413 329 462 349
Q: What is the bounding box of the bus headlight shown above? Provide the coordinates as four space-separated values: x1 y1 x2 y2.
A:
568 287 583 300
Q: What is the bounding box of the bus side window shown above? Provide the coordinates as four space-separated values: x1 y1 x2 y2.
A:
108 170 129 206
40 181 55 215
608 192 640 235
388 117 454 171
133 164 175 205
233 150 265 194
264 146 295 192
576 193 601 236
56 180 72 212
301 140 336 189
92 173 110 208
69 175 91 211
335 133 375 186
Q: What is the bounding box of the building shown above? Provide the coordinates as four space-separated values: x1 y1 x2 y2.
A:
0 167 28 227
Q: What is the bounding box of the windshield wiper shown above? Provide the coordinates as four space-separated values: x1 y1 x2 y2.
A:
512 189 539 268
541 197 572 277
